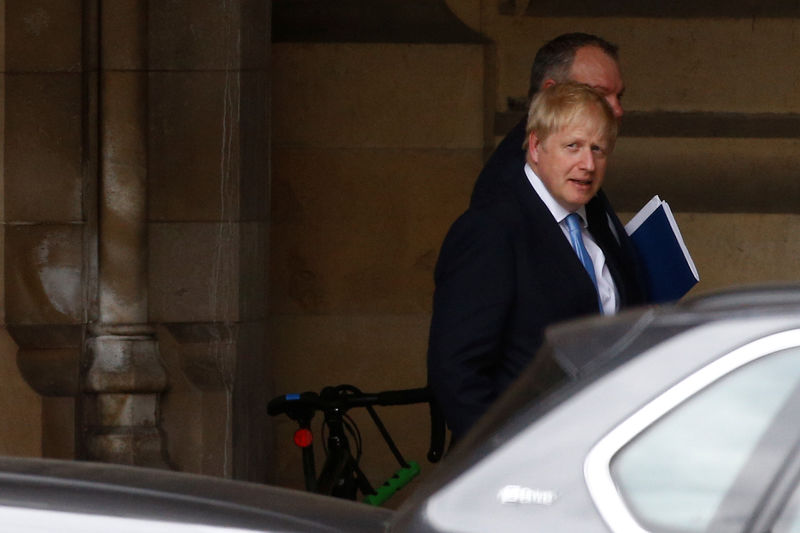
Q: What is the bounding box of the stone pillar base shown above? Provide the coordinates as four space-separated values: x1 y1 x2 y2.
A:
84 329 170 468
85 426 169 468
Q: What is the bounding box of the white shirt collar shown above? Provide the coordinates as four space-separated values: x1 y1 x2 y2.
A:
524 163 588 226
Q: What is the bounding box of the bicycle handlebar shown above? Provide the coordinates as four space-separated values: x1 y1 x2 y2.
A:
268 385 446 463
268 386 432 416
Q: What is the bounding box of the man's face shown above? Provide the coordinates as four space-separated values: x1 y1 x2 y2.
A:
567 46 625 119
527 112 611 212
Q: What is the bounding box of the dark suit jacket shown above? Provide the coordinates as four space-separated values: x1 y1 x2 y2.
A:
428 155 648 440
470 117 527 207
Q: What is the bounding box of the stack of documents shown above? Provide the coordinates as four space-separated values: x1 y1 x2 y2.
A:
625 195 699 303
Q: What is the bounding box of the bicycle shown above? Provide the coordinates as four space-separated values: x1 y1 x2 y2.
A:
268 384 446 506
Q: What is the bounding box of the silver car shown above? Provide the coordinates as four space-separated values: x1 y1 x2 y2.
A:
5 284 800 532
396 284 800 532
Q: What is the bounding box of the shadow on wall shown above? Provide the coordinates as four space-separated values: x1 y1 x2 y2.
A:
0 328 42 456
272 0 486 43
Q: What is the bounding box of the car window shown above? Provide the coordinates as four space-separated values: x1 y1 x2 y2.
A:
609 346 800 533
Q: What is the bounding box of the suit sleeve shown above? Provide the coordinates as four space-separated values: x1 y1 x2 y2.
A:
427 208 516 439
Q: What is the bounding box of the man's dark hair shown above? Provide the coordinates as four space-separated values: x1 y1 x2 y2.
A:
528 33 619 100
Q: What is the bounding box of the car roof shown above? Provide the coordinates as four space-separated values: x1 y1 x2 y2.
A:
550 283 800 379
0 456 391 533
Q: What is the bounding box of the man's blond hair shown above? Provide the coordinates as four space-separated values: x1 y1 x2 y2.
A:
524 82 617 150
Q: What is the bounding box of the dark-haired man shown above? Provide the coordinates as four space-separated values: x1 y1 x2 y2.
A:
471 32 625 206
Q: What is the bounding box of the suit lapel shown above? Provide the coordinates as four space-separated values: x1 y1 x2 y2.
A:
508 168 599 297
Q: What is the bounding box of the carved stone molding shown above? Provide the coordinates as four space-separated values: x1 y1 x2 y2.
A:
500 0 800 18
8 325 82 397
273 0 485 43
163 322 238 392
83 331 170 468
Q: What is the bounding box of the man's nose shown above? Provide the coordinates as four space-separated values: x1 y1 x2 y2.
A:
580 148 596 171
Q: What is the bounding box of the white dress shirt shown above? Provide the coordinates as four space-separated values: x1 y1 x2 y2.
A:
524 164 618 315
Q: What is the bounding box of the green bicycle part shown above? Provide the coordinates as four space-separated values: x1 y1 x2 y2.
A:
363 461 421 506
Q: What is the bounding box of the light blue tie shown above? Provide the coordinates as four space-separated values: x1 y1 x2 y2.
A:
565 213 602 310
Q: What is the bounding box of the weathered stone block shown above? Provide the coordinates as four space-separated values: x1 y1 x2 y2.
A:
89 393 159 427
17 348 80 397
42 397 73 459
5 1 82 72
85 427 169 468
270 147 481 314
148 72 240 222
0 328 42 457
608 137 800 214
148 222 241 323
5 224 83 324
149 0 245 71
85 334 167 393
5 74 83 222
100 0 146 70
672 213 800 296
272 43 487 149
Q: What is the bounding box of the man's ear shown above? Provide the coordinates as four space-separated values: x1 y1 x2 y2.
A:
527 130 542 165
541 79 557 90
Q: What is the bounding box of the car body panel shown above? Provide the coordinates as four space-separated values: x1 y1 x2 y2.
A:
0 457 391 533
391 307 800 532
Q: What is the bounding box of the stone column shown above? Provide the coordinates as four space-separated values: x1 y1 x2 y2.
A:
84 0 169 467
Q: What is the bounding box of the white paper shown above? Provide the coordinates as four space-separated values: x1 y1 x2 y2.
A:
662 201 700 281
624 195 661 235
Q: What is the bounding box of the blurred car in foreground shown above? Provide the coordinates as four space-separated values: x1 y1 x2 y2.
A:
0 456 392 532
5 284 800 533
394 283 800 532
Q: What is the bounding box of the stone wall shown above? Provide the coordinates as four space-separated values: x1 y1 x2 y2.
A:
0 0 271 482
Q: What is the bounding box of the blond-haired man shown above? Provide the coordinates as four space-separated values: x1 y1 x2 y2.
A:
428 83 647 441
471 32 624 206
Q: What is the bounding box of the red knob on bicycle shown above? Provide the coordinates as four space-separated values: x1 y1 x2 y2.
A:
293 428 313 448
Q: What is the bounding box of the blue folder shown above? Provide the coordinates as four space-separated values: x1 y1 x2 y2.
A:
626 196 699 303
